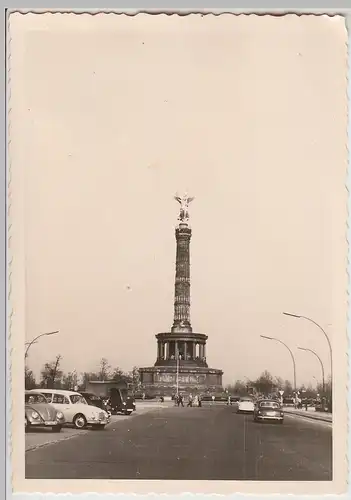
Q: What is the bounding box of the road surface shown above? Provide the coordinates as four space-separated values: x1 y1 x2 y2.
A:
25 404 332 481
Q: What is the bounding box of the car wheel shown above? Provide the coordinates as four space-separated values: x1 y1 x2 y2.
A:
51 424 62 433
73 414 87 429
124 410 133 416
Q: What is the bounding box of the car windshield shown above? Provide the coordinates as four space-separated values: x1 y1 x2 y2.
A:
25 393 48 404
240 399 252 402
260 401 280 408
70 395 86 404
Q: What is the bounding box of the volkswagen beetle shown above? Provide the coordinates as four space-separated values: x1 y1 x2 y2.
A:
25 391 65 432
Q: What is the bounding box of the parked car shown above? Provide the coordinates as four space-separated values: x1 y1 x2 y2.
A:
30 389 110 430
236 397 255 413
79 392 112 417
25 391 65 432
108 388 136 415
254 399 284 424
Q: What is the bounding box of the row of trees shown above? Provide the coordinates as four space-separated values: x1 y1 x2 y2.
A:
25 355 141 391
25 359 331 401
225 370 332 399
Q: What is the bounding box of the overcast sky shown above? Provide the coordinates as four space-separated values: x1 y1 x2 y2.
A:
14 14 347 386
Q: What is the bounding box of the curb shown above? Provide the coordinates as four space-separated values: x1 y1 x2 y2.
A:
284 410 332 423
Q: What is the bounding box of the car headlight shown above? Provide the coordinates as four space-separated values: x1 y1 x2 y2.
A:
56 411 64 420
31 411 39 419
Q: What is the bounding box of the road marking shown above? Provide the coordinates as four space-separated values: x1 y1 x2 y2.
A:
26 430 89 452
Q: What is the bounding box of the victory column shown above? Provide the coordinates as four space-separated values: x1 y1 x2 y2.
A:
139 194 223 397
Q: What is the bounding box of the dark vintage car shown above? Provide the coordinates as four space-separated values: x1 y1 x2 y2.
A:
80 392 106 409
25 391 65 432
108 388 136 416
80 392 112 418
253 399 284 424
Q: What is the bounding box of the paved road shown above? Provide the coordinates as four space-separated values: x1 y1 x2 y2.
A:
25 404 164 452
25 405 332 481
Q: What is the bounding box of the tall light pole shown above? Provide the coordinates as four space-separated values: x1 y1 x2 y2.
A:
25 331 59 358
283 312 332 378
176 354 182 398
298 346 325 394
260 335 297 392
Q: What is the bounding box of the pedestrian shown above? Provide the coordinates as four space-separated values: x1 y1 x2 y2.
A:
179 394 184 407
212 395 215 405
187 393 193 407
227 395 231 406
194 394 199 407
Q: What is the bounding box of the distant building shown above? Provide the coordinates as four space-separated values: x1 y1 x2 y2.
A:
84 380 129 398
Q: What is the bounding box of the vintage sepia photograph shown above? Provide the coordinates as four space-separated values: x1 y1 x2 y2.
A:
9 11 348 495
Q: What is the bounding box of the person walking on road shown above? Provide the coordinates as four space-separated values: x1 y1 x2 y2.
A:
198 394 202 407
187 393 193 407
177 394 184 407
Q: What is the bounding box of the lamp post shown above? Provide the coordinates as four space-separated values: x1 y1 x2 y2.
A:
298 346 325 394
283 312 332 377
25 331 59 358
176 354 182 398
260 335 297 392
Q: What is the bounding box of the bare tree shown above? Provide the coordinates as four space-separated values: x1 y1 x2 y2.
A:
252 370 275 396
225 380 248 395
111 366 132 385
98 358 111 381
61 371 76 390
40 355 63 389
273 376 284 390
128 366 141 391
25 366 37 390
283 379 293 395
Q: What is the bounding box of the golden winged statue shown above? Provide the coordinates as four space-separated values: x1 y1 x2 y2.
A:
174 193 195 222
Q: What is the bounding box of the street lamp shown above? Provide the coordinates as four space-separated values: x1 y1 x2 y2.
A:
176 353 182 398
260 335 297 392
298 346 325 394
25 331 59 358
283 312 332 377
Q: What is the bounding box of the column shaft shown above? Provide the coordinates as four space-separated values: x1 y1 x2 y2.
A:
172 226 192 332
